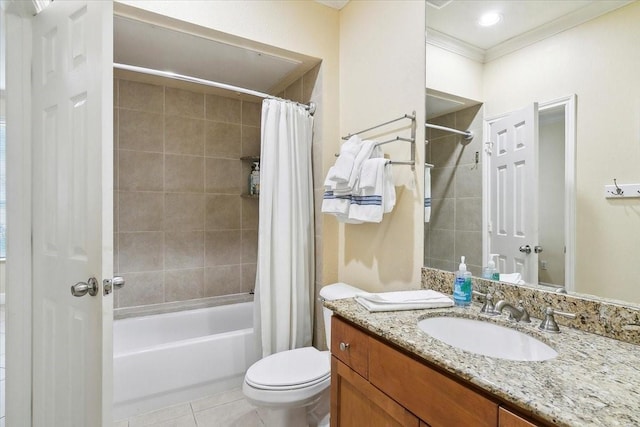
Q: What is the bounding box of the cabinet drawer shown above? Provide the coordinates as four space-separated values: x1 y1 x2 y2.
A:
331 316 369 379
369 337 498 427
499 407 541 427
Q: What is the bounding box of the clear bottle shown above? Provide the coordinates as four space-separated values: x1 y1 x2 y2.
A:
482 254 500 281
453 256 473 307
248 163 256 195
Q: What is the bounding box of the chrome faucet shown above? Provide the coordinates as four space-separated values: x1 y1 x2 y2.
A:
494 300 530 323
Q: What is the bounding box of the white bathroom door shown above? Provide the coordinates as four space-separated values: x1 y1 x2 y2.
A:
489 103 539 284
31 1 114 425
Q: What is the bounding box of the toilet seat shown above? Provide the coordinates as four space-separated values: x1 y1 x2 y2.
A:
245 347 330 390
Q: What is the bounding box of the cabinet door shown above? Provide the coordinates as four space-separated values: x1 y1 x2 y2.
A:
331 357 420 427
499 407 540 427
331 316 370 378
369 338 498 427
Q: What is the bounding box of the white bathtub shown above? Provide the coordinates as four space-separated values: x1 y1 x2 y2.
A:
113 301 257 420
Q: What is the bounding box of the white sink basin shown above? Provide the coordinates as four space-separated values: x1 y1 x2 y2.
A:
417 316 557 361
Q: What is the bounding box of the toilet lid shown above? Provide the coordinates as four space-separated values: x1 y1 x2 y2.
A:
245 347 330 390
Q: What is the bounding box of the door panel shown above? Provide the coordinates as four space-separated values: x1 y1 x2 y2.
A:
31 1 113 425
489 104 539 284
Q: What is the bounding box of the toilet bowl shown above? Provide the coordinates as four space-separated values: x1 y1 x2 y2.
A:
243 283 362 427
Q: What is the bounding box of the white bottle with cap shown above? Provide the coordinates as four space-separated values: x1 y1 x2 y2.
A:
453 256 473 307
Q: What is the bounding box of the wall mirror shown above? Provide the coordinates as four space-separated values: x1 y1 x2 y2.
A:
424 0 640 305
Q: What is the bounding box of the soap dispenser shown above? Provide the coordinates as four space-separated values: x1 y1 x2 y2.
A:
454 256 473 307
483 254 500 281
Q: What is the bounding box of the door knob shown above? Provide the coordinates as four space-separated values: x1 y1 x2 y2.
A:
534 245 543 253
519 245 532 254
71 277 99 297
103 276 125 296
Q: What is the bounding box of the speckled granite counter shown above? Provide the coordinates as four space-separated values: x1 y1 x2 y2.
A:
325 298 640 427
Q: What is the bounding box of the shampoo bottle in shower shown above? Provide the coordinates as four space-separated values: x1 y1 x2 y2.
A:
250 162 260 196
454 256 473 307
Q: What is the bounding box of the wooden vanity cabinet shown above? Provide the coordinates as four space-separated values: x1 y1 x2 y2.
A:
331 316 546 427
499 407 539 427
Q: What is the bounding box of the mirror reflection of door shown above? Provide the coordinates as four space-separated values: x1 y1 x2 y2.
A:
488 103 539 284
485 98 575 288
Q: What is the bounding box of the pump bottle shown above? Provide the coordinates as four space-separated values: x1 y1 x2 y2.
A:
453 256 473 307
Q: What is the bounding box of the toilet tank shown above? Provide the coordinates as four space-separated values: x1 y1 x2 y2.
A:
319 283 363 350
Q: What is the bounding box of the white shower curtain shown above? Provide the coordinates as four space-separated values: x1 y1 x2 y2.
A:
254 99 315 357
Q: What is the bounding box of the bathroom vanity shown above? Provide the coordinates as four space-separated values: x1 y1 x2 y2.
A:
326 298 640 427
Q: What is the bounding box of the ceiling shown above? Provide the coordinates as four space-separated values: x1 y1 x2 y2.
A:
314 0 350 10
427 0 632 62
114 15 317 96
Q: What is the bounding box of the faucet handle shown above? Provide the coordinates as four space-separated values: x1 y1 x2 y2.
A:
472 290 498 315
516 300 531 323
539 307 576 333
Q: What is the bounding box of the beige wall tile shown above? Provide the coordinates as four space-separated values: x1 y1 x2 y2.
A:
117 271 164 307
241 263 256 293
205 122 241 158
241 125 260 158
164 193 205 231
118 232 164 273
119 191 164 232
204 265 241 297
205 230 241 266
165 116 204 156
241 102 261 127
118 151 163 191
165 87 204 118
165 268 204 302
205 94 241 123
164 231 204 269
455 198 482 232
205 158 242 194
119 109 164 152
119 80 163 113
205 195 241 230
430 229 455 261
241 229 258 264
430 197 455 231
241 198 259 230
114 78 119 107
455 166 482 198
165 154 204 193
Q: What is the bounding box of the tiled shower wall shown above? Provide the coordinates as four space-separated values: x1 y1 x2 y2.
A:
114 77 261 308
424 104 484 277
114 64 323 310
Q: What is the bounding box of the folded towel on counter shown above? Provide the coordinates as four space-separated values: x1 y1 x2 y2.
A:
355 290 454 312
499 272 525 285
348 158 394 223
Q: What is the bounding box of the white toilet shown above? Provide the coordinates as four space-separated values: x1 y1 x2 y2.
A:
243 283 362 427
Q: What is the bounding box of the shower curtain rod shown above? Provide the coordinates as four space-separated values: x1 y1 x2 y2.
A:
425 123 473 140
114 63 316 115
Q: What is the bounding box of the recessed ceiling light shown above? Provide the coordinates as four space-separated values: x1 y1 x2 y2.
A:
478 11 502 27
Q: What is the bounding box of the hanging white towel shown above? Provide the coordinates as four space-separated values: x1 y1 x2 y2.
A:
329 135 362 183
355 290 454 312
424 165 432 223
348 141 380 190
348 158 393 223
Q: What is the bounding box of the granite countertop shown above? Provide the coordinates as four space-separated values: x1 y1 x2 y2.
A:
325 298 640 427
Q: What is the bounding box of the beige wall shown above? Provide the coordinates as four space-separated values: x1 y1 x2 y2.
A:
338 0 426 292
427 2 640 303
426 44 483 102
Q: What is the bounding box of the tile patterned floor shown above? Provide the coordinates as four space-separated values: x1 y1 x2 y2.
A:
114 388 264 427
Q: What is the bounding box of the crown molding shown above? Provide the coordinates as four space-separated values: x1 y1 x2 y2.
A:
485 0 634 62
426 28 485 63
427 0 633 64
